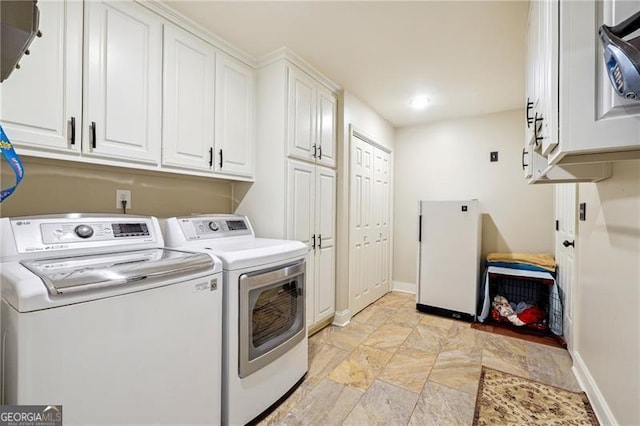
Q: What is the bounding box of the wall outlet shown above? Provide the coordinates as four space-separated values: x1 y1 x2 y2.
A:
116 190 132 209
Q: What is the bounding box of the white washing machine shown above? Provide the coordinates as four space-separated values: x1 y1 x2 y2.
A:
0 214 223 425
163 214 308 425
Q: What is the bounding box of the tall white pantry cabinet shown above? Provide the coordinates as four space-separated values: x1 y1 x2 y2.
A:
235 50 338 331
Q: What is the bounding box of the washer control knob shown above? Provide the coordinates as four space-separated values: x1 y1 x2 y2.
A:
74 224 94 239
208 221 219 232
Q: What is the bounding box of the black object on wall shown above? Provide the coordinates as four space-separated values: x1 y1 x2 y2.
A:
0 1 40 83
599 10 640 101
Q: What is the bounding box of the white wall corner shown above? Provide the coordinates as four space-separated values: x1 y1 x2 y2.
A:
393 281 417 294
571 351 617 425
332 309 351 327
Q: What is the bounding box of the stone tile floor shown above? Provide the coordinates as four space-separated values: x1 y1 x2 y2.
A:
259 291 580 425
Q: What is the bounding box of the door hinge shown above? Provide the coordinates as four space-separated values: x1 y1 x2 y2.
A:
418 215 422 242
555 220 559 231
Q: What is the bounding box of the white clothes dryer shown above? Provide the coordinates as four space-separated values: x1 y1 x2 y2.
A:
0 214 223 425
163 214 308 425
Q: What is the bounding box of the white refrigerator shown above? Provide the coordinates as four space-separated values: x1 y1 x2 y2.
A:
417 200 481 321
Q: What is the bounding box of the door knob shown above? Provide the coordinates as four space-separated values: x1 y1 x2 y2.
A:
562 240 575 248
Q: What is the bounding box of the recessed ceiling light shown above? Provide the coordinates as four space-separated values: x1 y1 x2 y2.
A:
409 96 430 109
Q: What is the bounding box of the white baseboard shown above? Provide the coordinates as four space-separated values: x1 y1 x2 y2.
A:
572 350 617 425
393 281 417 294
332 309 351 327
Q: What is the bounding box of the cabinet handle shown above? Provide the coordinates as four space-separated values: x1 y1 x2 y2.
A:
526 98 534 128
562 240 575 248
522 148 529 170
318 145 322 160
209 147 213 167
70 117 76 145
318 234 322 249
533 113 544 146
312 144 317 158
311 234 316 250
219 149 223 169
91 121 96 149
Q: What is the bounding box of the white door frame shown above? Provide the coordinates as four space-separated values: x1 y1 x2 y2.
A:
347 124 393 317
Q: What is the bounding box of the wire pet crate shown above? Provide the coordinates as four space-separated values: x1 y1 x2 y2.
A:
487 272 561 334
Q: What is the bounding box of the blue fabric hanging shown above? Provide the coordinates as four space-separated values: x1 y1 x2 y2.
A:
0 124 25 202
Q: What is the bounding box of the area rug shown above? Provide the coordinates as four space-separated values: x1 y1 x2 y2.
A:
473 367 599 425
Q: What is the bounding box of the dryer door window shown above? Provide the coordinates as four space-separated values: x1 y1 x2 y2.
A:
239 261 305 378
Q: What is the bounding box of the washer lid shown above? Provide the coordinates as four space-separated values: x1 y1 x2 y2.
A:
20 248 217 295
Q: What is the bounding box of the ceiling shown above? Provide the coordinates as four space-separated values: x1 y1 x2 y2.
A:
163 1 529 129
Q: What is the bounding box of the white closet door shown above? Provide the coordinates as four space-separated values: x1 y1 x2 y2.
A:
84 0 162 164
162 24 215 171
314 166 336 323
349 136 375 315
286 159 316 326
555 183 577 355
373 148 391 299
0 0 82 153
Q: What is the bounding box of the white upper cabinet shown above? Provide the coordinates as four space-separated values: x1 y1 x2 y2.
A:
84 0 163 164
215 53 255 178
287 65 337 168
288 66 317 163
316 85 337 168
0 0 82 153
524 0 558 158
0 0 254 181
551 0 640 165
162 25 216 171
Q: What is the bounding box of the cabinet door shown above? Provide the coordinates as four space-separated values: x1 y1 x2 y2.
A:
0 0 82 153
538 0 559 156
84 1 162 164
162 24 215 171
286 159 316 326
316 86 337 168
287 66 317 163
551 0 640 164
314 166 336 323
524 0 538 147
215 53 255 177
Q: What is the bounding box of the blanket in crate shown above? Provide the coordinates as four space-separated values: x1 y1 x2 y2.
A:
478 266 563 336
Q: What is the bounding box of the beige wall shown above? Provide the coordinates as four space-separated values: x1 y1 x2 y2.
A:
393 109 554 285
335 90 395 317
0 157 233 218
575 160 639 425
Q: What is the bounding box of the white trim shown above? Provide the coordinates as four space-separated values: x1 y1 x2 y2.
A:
140 0 256 67
257 47 340 92
392 281 417 294
332 309 351 327
571 351 617 425
350 126 392 154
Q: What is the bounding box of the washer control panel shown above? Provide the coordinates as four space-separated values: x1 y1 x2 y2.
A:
10 216 157 254
178 215 252 240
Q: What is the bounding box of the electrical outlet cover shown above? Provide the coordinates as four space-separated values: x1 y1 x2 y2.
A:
116 190 132 209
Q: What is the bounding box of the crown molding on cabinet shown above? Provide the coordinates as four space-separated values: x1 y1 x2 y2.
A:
139 0 257 68
258 47 340 93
